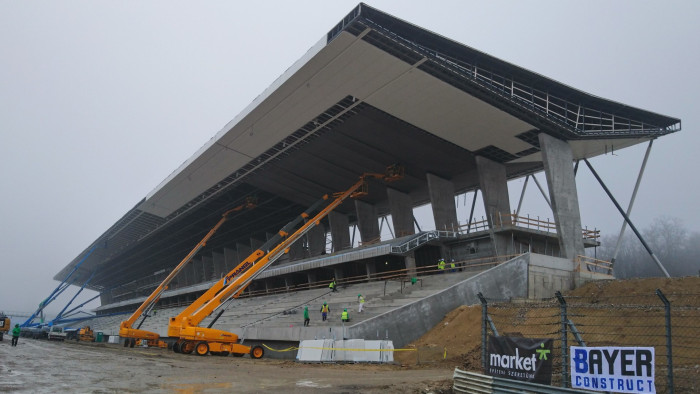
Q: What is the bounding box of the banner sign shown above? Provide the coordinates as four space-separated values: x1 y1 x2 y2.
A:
486 336 553 384
571 346 656 393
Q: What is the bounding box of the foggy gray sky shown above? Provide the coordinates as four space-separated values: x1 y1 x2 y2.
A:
1 1 698 317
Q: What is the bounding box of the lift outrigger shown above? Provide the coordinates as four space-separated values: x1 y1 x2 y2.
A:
167 166 403 357
118 197 257 348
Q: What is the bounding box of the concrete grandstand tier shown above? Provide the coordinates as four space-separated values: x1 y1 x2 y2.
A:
53 3 678 314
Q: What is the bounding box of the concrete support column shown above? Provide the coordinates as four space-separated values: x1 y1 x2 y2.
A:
202 255 214 282
288 240 304 261
404 251 417 277
236 242 252 263
365 261 377 279
539 133 585 260
426 173 459 232
387 188 415 237
307 224 326 257
476 156 513 256
250 237 264 252
307 272 317 285
355 200 381 243
212 251 225 279
333 267 344 281
476 157 512 227
100 291 112 305
186 259 196 285
223 247 238 272
194 258 205 283
328 211 351 252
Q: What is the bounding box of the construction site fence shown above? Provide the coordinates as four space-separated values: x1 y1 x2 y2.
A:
477 290 699 394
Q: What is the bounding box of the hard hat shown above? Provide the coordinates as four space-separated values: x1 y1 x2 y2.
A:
344 308 347 311
358 294 361 297
15 324 19 327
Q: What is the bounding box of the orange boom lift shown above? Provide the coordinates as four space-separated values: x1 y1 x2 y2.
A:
118 197 257 348
168 166 403 357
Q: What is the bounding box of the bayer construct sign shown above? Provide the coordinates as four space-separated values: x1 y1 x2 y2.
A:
571 346 656 393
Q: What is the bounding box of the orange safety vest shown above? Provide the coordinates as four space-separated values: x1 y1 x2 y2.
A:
321 305 329 313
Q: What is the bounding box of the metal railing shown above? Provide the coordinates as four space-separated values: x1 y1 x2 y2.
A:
575 255 613 274
390 230 459 253
460 213 600 241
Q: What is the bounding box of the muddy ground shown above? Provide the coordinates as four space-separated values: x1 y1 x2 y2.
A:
2 277 696 393
0 338 453 393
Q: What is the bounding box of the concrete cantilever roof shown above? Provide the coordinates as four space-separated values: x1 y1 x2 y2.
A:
55 3 680 292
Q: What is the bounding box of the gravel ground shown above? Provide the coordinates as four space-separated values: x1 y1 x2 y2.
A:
0 338 452 393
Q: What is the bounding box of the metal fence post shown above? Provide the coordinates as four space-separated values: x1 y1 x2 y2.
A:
478 292 488 369
556 291 569 388
656 289 674 394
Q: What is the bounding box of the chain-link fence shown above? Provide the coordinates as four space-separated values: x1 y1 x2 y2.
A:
480 290 700 393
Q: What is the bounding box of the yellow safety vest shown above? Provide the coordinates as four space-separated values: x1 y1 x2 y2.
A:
438 260 445 270
321 305 329 313
341 311 348 320
359 296 365 304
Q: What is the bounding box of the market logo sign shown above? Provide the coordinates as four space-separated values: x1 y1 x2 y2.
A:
571 346 655 393
486 336 553 384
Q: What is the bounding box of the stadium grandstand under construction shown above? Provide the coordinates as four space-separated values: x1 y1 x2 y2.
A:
45 3 680 350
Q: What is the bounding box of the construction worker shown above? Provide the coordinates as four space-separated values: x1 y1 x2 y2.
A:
320 302 330 321
303 306 310 327
450 259 457 273
11 324 20 347
341 308 350 322
437 258 446 273
329 277 337 292
358 294 365 312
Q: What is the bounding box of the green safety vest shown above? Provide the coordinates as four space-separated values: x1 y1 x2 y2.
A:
329 281 335 289
438 260 445 269
341 311 348 320
359 296 365 304
450 262 456 269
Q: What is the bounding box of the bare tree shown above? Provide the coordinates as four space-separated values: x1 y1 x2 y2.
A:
596 216 700 278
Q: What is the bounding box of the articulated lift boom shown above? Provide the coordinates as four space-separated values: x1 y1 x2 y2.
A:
118 197 256 348
168 166 403 357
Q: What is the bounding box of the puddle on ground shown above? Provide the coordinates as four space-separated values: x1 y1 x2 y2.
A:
296 379 331 388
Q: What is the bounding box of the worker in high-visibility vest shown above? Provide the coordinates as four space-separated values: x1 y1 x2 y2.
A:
320 302 330 321
358 294 365 313
341 308 350 322
437 258 446 273
450 259 456 273
11 324 21 347
329 278 337 292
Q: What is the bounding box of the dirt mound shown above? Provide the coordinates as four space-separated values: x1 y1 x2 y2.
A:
566 276 700 305
395 276 700 369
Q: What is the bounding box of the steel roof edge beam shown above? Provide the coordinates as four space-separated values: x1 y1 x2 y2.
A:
583 158 670 278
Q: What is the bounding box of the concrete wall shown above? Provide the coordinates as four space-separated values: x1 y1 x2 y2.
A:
527 254 575 299
348 254 530 347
